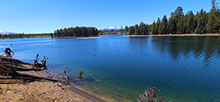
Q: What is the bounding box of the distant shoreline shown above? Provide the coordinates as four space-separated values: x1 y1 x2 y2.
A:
0 35 102 39
55 36 102 39
124 34 220 37
2 33 220 39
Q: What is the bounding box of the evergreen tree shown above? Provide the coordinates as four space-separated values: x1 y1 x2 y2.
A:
207 1 219 33
172 6 184 18
134 24 140 35
185 11 195 33
160 15 169 34
125 26 129 34
151 21 156 34
208 10 219 33
129 26 135 35
138 22 149 35
169 16 177 34
195 9 207 34
155 18 161 34
177 17 185 34
139 22 145 35
145 24 149 35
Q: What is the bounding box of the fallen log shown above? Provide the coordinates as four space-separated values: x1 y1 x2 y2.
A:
0 62 17 76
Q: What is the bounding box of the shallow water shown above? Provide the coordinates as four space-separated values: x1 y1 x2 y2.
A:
1 35 220 102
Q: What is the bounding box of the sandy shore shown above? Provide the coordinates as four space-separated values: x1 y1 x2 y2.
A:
0 81 90 102
0 56 105 102
124 34 220 37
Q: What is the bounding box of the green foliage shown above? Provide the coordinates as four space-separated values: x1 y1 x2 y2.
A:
99 30 126 35
155 18 161 34
172 6 184 18
160 15 169 34
185 11 195 33
207 9 220 33
195 9 207 34
151 21 156 34
129 26 135 35
134 24 140 35
139 22 149 35
0 34 52 39
128 23 149 35
128 0 220 35
177 17 185 34
125 26 129 34
54 27 99 37
169 16 177 34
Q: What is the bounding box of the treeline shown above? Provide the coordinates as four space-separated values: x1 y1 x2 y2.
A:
127 0 220 35
127 23 151 35
53 27 99 37
99 30 126 35
0 33 52 39
99 28 127 35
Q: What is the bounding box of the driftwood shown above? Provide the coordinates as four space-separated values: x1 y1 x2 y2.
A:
33 54 40 66
4 48 14 57
41 56 48 68
78 71 84 80
0 56 58 83
63 68 70 85
33 54 48 70
0 61 17 76
138 87 167 102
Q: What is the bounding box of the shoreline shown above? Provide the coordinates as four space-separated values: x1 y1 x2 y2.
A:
124 33 220 37
0 35 102 39
52 36 102 39
0 56 105 102
2 33 220 39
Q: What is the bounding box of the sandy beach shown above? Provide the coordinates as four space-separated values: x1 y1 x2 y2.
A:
0 56 105 102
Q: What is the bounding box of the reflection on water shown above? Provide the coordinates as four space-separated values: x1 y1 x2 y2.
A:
129 37 150 53
1 36 220 102
152 36 220 65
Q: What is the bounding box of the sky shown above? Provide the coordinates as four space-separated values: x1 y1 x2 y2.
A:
0 0 213 33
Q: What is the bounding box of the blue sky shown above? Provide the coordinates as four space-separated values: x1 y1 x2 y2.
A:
0 0 213 33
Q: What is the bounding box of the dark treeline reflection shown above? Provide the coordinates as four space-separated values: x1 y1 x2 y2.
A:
128 37 149 53
151 36 220 63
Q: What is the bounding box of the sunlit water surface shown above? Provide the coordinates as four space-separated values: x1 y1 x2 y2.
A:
1 35 220 102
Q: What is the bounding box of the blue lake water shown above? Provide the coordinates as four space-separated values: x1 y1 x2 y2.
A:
1 35 220 102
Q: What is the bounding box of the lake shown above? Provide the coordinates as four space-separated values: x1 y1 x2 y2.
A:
1 35 220 102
